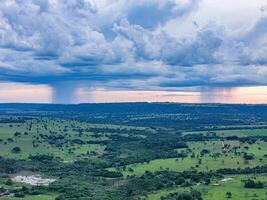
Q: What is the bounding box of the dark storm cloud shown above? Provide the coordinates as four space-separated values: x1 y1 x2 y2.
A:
0 0 267 95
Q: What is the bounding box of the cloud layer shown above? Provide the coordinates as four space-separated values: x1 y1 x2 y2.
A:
0 0 267 102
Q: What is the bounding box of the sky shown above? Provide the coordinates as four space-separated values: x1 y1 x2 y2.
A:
0 0 267 104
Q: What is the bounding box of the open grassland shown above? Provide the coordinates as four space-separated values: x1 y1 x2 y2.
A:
145 175 267 200
184 128 267 137
0 118 150 161
0 105 266 200
116 140 267 176
0 119 106 160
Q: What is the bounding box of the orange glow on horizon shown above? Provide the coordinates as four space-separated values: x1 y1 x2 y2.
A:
0 82 266 104
78 89 202 103
78 86 267 104
200 86 267 104
0 82 52 103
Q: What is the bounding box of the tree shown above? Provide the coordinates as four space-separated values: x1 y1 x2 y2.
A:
5 179 12 186
244 179 264 188
226 192 232 198
14 131 22 137
11 146 21 153
243 154 255 160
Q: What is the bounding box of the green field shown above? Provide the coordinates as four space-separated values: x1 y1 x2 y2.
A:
184 128 267 137
0 118 148 161
0 105 266 200
114 140 267 176
145 175 267 200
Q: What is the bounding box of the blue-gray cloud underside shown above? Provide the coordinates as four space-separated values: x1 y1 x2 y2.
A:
0 0 267 92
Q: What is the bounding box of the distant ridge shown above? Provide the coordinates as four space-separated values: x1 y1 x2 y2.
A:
0 102 267 114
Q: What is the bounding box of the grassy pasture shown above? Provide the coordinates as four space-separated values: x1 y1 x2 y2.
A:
184 128 267 137
0 118 151 161
145 175 267 200
0 114 266 200
0 119 108 160
115 140 267 176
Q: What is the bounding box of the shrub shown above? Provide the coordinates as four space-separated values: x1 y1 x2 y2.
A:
11 146 21 153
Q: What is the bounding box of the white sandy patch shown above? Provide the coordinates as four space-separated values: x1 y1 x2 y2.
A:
11 175 56 186
221 177 233 182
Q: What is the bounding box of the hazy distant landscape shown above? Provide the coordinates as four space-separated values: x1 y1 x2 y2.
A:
0 103 266 200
